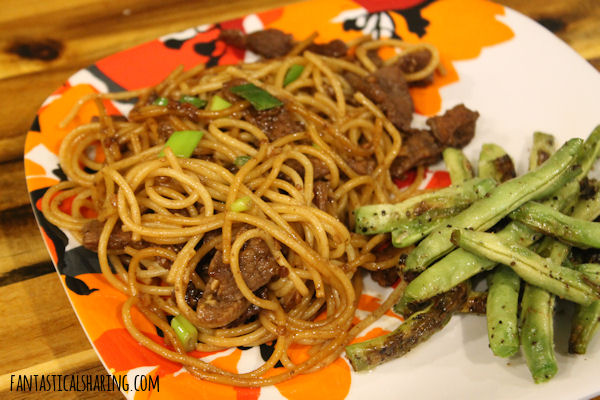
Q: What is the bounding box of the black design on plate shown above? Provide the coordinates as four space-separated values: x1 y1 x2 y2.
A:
259 342 284 368
65 274 98 295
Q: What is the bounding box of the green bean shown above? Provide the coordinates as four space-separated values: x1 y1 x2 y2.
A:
345 284 467 371
520 284 557 383
574 264 600 286
405 138 583 272
450 228 600 305
402 127 600 304
486 265 520 357
518 131 558 381
355 177 495 235
478 143 521 358
478 143 516 183
520 236 569 384
569 300 600 354
529 132 556 168
547 184 600 356
443 148 474 184
402 221 541 304
511 201 600 249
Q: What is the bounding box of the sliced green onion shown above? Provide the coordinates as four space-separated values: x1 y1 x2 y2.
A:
153 97 169 106
170 315 198 352
283 64 305 86
159 130 204 158
230 83 283 111
180 95 207 109
312 143 321 150
230 196 252 212
234 155 251 167
210 95 232 111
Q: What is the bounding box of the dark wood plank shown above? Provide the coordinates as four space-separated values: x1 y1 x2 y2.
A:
0 205 51 275
0 160 30 211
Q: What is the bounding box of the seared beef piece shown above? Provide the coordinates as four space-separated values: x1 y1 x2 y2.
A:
167 101 199 122
366 49 384 68
185 281 203 310
345 65 413 130
492 154 516 182
286 156 330 180
310 157 330 179
346 155 376 176
307 39 347 58
396 49 432 75
82 220 135 252
219 29 246 49
227 287 268 327
390 129 442 178
196 227 280 328
426 104 479 148
158 120 175 140
370 268 399 287
313 180 333 211
245 105 304 142
219 28 293 59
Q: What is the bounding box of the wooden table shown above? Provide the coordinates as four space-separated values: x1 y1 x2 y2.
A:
1 0 599 398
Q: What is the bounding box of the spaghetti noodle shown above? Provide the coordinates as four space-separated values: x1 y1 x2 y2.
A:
41 34 440 386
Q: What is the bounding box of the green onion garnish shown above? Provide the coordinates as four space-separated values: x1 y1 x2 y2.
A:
234 155 251 167
230 196 252 212
170 315 198 352
159 130 204 158
153 97 169 106
283 64 305 86
210 95 232 111
230 83 283 111
180 95 207 109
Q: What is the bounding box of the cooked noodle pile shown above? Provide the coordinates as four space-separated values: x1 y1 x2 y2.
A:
42 36 440 386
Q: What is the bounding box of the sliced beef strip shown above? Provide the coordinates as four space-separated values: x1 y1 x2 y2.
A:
345 155 376 176
389 105 479 178
395 49 432 75
185 281 203 310
395 49 434 87
313 180 333 212
226 287 268 327
285 156 330 180
426 104 479 148
218 29 246 49
390 129 442 179
244 105 304 142
367 245 407 287
82 220 136 252
366 49 384 69
370 268 399 287
196 227 281 328
307 39 347 58
219 28 293 59
157 119 175 140
167 101 200 122
345 64 413 130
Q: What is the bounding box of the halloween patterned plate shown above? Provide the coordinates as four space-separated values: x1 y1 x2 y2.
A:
25 0 600 398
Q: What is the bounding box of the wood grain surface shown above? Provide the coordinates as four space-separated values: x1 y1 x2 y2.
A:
1 0 599 398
